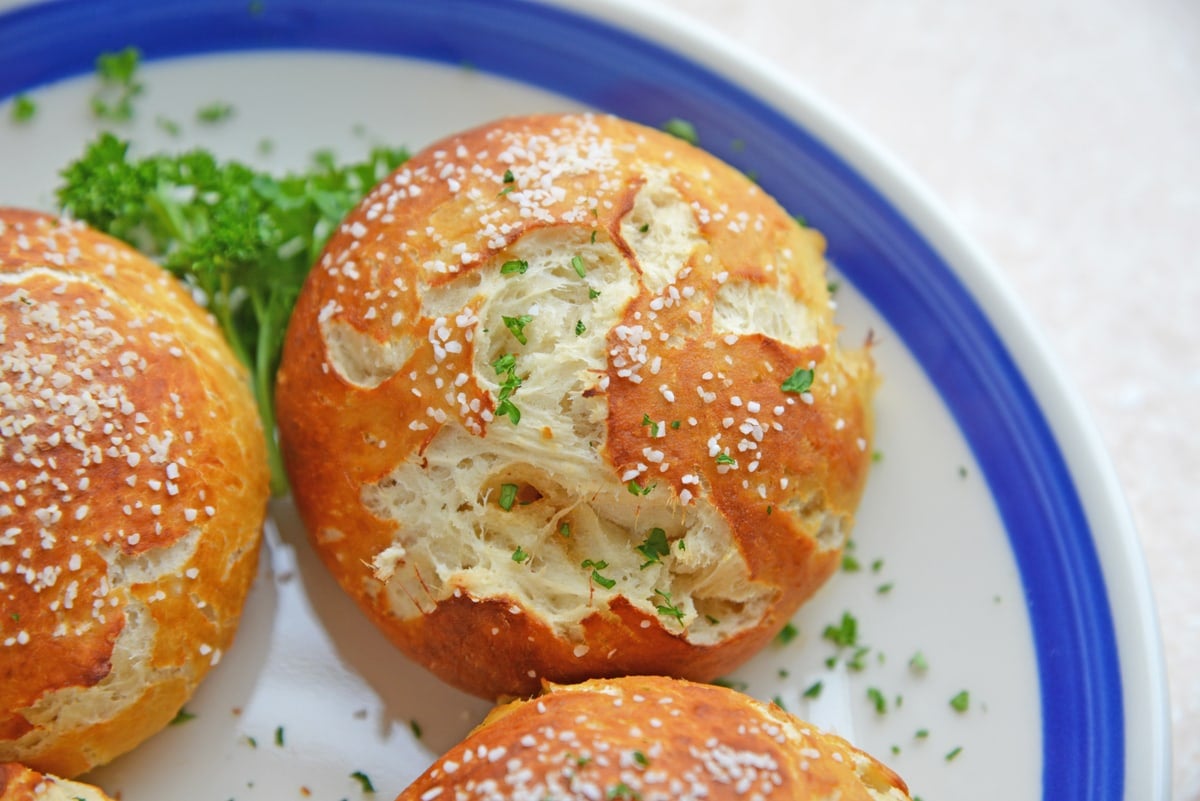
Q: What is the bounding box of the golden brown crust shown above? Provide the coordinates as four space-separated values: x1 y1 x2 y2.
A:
277 113 875 700
0 209 269 776
0 763 116 801
396 675 910 801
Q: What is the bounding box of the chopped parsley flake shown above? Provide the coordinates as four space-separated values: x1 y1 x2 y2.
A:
635 527 671 568
711 677 749 692
502 168 515 183
867 687 887 714
638 222 650 233
841 553 861 572
10 94 35 123
662 117 699 145
822 611 859 648
492 353 524 424
950 690 970 712
909 651 929 673
92 47 143 121
803 680 824 699
641 413 661 436
500 258 529 275
498 483 519 511
571 254 587 278
945 746 963 762
169 708 196 725
275 726 285 746
715 452 736 466
410 719 423 739
559 522 572 538
502 313 534 344
654 588 685 622
575 319 587 336
607 782 641 800
774 622 799 646
350 771 375 792
627 479 655 496
583 559 616 589
877 582 895 595
197 101 235 123
781 367 815 394
512 545 530 563
632 750 650 768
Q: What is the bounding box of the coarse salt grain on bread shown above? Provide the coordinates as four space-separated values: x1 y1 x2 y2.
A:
0 209 269 776
0 763 115 801
396 675 910 801
276 113 876 700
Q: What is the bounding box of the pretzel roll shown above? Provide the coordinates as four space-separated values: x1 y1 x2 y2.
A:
0 763 116 801
0 209 269 776
276 113 876 699
397 675 909 801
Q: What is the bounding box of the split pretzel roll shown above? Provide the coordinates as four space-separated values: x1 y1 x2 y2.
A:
276 113 876 700
396 675 910 801
0 763 116 801
0 209 269 776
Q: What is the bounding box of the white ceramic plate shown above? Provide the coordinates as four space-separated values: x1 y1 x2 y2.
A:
0 2 1169 800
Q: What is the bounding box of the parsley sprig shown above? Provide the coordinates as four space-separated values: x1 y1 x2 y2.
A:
56 133 410 493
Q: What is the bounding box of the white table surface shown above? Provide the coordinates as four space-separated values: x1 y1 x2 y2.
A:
646 0 1196 797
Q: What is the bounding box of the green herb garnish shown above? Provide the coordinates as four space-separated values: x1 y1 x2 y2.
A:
197 101 234 124
582 559 616 589
169 708 196 725
502 313 534 345
715 452 736 466
822 611 858 648
945 746 963 762
627 479 654 496
781 367 815 394
499 483 519 511
662 117 699 145
512 545 530 563
635 527 670 568
774 622 799 646
350 771 375 792
56 133 409 494
654 588 684 622
571 254 587 278
500 258 529 275
950 690 970 713
575 319 587 336
91 47 143 121
491 353 524 424
909 651 929 673
10 94 35 123
867 687 887 714
640 413 660 437
803 680 823 699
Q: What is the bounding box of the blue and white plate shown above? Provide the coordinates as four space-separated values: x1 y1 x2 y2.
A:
0 2 1169 799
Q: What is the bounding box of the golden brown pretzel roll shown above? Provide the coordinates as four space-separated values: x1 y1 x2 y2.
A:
397 675 910 801
276 113 875 699
0 763 116 801
0 209 269 776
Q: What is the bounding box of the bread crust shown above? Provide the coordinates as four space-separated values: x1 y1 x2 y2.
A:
0 209 269 776
396 675 909 801
277 113 875 700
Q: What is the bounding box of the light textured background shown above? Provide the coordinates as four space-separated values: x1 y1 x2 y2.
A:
646 0 1196 797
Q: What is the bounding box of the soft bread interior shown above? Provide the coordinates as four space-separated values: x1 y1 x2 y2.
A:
347 171 778 645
